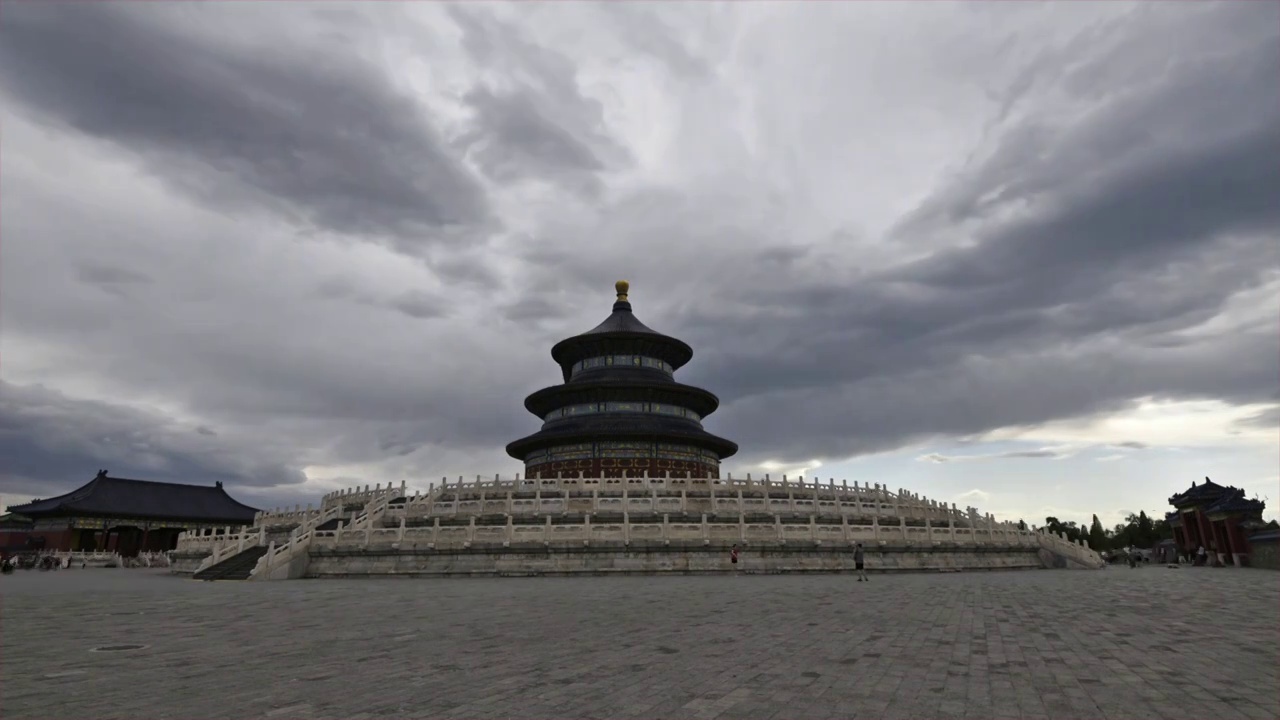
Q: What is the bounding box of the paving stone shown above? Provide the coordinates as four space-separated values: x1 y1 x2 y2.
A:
2 566 1277 719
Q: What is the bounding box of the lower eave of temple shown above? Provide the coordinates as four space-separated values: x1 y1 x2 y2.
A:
505 425 739 461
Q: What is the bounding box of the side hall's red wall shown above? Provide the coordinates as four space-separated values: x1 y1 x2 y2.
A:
0 529 32 548
26 529 74 552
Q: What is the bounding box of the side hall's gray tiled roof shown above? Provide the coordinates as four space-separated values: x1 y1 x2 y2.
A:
6 471 259 523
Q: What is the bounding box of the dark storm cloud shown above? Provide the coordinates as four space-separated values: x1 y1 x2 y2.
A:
462 87 605 184
0 3 489 248
1236 406 1280 431
313 278 452 321
389 291 451 321
76 263 153 289
449 6 630 188
2 1 1276 501
664 2 1280 463
0 382 306 499
75 262 154 298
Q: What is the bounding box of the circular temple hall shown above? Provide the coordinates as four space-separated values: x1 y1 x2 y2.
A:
506 281 738 479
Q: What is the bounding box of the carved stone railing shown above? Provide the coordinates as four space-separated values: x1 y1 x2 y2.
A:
1036 528 1105 568
248 500 355 581
308 513 1045 551
191 526 266 575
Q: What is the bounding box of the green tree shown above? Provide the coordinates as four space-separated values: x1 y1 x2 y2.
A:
1137 511 1155 546
1043 517 1088 545
1088 514 1108 550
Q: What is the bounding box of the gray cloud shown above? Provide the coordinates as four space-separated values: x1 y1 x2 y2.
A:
0 2 1276 501
462 87 606 189
0 382 306 497
1236 406 1280 431
0 3 490 251
389 291 452 321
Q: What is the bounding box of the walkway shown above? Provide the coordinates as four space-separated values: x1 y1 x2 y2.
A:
2 566 1276 718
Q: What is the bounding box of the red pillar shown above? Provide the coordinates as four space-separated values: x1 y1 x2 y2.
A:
1195 509 1214 561
1181 510 1200 553
1223 517 1240 565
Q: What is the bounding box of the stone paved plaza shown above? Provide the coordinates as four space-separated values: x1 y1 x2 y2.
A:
2 567 1277 719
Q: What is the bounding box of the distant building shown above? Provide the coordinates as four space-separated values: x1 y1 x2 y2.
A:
0 512 35 552
1166 477 1269 567
5 470 259 555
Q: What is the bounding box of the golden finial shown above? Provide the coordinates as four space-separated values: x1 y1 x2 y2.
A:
615 280 630 302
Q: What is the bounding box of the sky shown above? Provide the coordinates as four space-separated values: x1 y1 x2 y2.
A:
1 1 1276 531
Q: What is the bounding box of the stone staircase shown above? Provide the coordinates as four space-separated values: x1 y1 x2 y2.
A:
193 545 270 581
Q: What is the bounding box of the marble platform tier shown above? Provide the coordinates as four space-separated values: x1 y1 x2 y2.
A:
172 474 1103 579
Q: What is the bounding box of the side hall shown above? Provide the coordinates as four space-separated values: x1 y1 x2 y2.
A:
5 470 259 557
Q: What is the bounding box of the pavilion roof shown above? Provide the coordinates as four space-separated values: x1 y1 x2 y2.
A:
1203 487 1266 516
6 470 259 523
1168 477 1229 506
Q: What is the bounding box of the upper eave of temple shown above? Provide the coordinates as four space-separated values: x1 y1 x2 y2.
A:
549 283 694 379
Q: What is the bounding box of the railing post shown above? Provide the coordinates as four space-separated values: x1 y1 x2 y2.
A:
263 541 276 575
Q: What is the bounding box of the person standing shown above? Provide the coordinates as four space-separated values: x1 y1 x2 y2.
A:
730 544 740 573
855 542 868 581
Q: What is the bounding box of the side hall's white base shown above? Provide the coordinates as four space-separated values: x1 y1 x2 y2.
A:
304 542 1046 578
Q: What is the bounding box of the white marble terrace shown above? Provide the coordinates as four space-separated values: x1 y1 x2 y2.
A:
176 473 1104 577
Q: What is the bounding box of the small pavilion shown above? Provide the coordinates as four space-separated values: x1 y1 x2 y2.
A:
5 470 260 556
1167 477 1268 567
